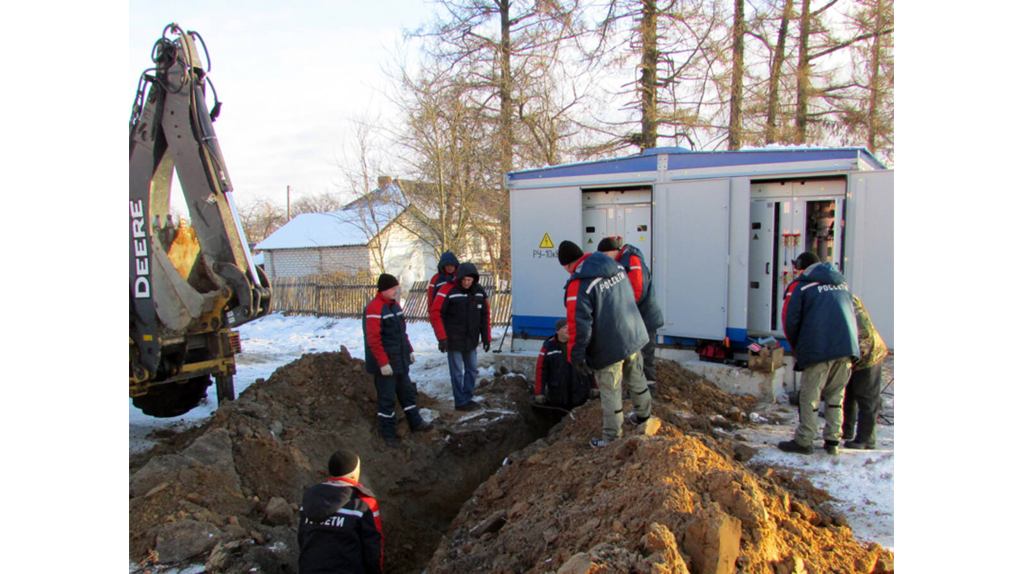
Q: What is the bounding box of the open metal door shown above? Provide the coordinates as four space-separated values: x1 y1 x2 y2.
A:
845 170 895 349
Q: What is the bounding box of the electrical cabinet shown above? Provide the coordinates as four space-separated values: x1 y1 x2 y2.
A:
507 148 894 349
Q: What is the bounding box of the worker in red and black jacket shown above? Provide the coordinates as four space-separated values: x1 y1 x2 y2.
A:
430 262 491 411
598 236 665 394
558 240 651 448
534 318 599 414
298 450 383 574
427 251 460 306
362 274 432 447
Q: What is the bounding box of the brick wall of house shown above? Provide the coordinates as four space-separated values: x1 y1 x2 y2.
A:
264 246 370 279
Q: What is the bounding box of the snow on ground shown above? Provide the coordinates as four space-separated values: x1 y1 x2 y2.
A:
129 312 894 551
129 313 507 454
741 400 895 550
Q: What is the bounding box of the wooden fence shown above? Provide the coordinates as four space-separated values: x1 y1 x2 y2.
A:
270 275 512 326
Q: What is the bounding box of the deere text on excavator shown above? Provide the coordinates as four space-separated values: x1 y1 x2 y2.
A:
129 24 272 417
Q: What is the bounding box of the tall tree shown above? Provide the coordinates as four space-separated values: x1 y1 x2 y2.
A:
727 0 746 149
408 0 590 277
391 63 495 265
587 0 727 151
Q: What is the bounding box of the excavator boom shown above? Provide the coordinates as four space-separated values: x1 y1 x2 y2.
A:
129 23 271 417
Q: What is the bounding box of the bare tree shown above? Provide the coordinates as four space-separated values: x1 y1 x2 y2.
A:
389 63 496 270
585 0 729 151
290 191 346 216
237 197 286 246
727 0 746 149
836 0 893 163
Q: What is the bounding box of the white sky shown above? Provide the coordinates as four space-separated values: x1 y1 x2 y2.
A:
128 1 437 210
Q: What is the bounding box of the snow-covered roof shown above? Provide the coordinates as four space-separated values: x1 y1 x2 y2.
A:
255 183 406 250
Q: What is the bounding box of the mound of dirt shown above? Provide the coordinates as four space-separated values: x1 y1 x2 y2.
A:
128 350 894 574
425 365 894 573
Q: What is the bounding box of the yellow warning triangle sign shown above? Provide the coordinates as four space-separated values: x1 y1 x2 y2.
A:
539 232 554 249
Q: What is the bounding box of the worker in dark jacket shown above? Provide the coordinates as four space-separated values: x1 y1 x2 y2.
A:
427 251 460 306
534 318 599 414
598 236 665 394
363 274 432 447
430 262 491 411
298 450 383 574
779 252 860 456
558 240 651 448
842 294 889 450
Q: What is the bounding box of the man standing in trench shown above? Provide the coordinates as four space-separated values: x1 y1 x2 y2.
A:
362 274 433 448
779 252 860 456
557 240 651 448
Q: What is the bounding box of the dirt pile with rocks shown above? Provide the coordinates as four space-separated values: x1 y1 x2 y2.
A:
425 362 893 573
128 352 894 573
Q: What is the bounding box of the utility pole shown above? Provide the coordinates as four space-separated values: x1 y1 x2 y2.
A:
286 185 291 221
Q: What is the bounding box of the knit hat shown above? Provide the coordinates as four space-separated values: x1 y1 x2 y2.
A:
558 240 584 266
377 273 399 292
554 318 568 331
597 236 622 252
328 449 360 479
792 252 820 271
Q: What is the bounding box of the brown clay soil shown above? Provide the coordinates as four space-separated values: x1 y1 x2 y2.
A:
128 351 895 573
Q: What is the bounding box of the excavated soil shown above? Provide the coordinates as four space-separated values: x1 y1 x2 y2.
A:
128 352 894 574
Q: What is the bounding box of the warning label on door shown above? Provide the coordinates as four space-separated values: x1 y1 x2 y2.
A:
539 232 555 249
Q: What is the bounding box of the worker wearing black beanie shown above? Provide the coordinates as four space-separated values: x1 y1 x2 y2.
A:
377 273 399 292
557 240 585 266
328 449 361 480
596 236 622 252
298 449 383 573
363 273 433 447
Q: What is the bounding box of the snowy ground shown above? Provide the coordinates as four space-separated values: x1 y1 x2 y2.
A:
129 312 895 552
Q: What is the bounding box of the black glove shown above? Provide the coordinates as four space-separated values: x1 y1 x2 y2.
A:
483 341 491 352
573 361 594 377
438 339 448 353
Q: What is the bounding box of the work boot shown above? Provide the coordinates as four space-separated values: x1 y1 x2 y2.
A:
589 437 609 449
412 421 434 432
384 437 400 448
777 440 814 455
627 412 649 426
824 440 840 455
466 400 482 411
843 440 875 450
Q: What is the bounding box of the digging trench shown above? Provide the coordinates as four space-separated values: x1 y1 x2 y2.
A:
129 350 563 574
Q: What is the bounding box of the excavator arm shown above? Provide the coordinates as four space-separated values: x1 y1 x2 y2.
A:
129 23 271 417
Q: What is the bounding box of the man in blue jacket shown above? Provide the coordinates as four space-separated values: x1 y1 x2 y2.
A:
598 236 665 395
779 252 860 456
558 240 651 448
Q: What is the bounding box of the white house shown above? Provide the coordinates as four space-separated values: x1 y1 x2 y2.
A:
255 177 493 287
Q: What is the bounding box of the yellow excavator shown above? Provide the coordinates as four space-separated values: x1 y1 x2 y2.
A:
129 24 271 417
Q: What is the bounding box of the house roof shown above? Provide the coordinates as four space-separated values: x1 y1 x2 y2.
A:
254 182 406 250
